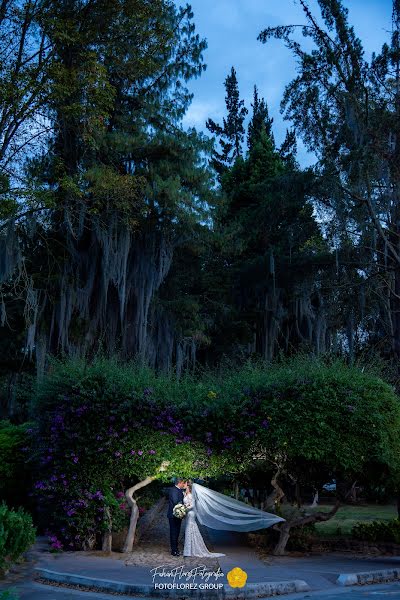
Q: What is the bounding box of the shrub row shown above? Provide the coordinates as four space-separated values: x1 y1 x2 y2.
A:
352 519 400 544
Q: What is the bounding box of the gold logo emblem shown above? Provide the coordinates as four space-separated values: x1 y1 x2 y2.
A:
227 567 248 588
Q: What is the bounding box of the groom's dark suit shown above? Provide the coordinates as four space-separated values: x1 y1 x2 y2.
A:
167 485 184 554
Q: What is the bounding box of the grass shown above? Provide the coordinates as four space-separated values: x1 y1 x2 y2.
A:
311 504 397 537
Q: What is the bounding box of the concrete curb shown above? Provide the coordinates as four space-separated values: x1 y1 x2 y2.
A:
336 568 400 587
34 567 310 598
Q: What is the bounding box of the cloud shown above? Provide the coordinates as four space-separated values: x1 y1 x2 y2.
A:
179 0 393 166
182 100 223 130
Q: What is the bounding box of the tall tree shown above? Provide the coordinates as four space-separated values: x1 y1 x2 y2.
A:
206 67 248 174
247 85 274 151
205 71 332 362
259 0 400 365
0 1 212 374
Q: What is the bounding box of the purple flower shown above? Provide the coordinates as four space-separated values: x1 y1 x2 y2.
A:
222 436 234 446
115 451 122 458
261 420 269 428
138 450 143 456
148 450 156 455
130 450 136 455
73 456 79 463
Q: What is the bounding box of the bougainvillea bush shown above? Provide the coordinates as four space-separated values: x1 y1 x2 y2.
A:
30 356 400 551
31 360 236 550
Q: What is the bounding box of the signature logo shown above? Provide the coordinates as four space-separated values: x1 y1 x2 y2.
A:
227 566 248 588
150 564 224 591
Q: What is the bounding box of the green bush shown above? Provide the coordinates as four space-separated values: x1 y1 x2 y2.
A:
0 503 36 571
0 590 19 600
30 356 400 550
287 524 316 551
0 421 32 506
352 519 400 544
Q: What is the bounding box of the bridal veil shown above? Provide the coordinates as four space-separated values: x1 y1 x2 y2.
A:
192 483 285 531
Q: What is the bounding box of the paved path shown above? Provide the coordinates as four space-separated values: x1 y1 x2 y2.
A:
282 582 400 600
2 578 399 600
0 581 133 600
208 528 400 590
1 521 400 599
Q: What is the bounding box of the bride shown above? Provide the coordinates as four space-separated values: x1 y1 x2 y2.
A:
182 481 284 558
183 482 225 557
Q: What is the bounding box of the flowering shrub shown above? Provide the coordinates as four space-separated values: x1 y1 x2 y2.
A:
31 363 233 549
29 356 400 550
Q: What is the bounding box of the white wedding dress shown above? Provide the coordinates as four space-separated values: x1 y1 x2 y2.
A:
183 492 225 557
182 483 285 557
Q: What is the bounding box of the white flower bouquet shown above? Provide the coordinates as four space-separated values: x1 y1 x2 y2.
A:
173 503 187 519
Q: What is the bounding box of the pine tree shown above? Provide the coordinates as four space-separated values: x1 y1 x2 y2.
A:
258 0 400 364
206 67 248 174
0 0 212 373
247 86 274 150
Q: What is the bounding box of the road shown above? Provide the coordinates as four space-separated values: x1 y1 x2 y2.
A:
1 580 400 600
2 581 133 600
283 582 400 600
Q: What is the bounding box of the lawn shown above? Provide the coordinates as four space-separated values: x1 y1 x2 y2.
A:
312 504 397 537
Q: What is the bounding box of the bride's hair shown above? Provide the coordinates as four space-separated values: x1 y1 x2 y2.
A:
186 481 193 493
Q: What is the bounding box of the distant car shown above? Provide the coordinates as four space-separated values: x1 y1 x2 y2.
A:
322 480 336 492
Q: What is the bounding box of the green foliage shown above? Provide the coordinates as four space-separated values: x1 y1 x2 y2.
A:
287 524 316 551
32 358 235 549
0 504 36 571
0 590 19 600
258 0 400 366
314 504 397 537
35 355 400 495
206 66 248 172
0 421 32 506
352 519 400 544
205 68 331 364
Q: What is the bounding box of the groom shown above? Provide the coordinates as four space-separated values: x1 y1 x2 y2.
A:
167 478 187 556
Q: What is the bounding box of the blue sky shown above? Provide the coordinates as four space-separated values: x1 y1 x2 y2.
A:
181 0 394 165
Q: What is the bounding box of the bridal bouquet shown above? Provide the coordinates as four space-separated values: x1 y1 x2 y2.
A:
173 503 187 519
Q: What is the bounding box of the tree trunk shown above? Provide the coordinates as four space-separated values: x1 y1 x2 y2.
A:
273 522 292 556
310 490 319 508
273 500 340 556
123 474 161 553
397 493 400 519
265 468 285 508
102 506 112 552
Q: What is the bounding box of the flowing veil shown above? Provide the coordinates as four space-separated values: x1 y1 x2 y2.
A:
191 483 285 532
